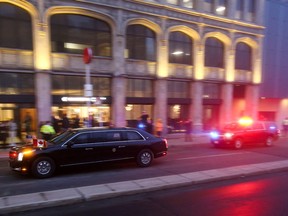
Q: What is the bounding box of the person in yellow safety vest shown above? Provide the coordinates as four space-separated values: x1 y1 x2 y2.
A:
40 121 56 141
155 118 163 137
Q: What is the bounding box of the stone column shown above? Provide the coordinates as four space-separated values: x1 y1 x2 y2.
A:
153 17 168 134
34 1 52 125
112 34 126 127
111 77 126 127
154 79 168 133
245 85 260 120
192 81 203 133
220 83 233 127
35 71 52 123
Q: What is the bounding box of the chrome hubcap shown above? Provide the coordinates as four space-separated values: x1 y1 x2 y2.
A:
37 160 51 175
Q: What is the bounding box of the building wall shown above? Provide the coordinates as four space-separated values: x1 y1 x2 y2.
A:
0 0 265 134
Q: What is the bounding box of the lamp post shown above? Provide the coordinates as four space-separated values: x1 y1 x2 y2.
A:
83 48 93 127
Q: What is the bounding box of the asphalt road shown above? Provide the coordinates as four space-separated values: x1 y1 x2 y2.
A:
1 138 288 198
9 170 288 216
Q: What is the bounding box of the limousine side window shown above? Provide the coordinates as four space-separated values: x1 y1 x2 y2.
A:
127 131 144 141
72 133 89 144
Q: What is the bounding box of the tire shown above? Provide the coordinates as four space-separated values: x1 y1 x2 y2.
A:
234 139 243 149
265 136 274 147
137 149 154 167
31 157 55 178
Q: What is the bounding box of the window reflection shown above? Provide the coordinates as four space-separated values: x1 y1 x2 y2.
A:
205 37 224 68
126 25 156 61
235 42 252 71
50 14 112 56
169 31 193 65
0 3 32 50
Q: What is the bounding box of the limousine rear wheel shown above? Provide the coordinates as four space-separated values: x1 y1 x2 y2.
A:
31 157 56 178
234 139 243 149
137 149 154 167
265 136 274 147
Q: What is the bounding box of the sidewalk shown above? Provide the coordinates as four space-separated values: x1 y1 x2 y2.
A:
4 133 288 214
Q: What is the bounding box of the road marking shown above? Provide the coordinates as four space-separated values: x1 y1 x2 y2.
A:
177 152 249 160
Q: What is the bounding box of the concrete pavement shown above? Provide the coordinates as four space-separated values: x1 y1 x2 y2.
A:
2 133 288 214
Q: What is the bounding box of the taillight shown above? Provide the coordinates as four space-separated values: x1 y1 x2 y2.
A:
164 139 168 149
9 151 18 159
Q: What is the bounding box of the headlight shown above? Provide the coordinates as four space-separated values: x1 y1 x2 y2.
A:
210 131 219 139
224 132 234 139
17 149 35 161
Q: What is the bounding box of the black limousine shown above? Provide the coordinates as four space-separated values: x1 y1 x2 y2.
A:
9 127 168 178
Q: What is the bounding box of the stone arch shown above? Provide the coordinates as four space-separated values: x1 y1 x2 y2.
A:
124 18 162 36
234 37 258 50
166 25 200 42
203 31 232 47
44 6 117 34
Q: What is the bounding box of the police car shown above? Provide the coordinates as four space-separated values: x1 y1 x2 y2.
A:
210 118 280 149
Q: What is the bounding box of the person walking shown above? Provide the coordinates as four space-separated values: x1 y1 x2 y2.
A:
155 118 163 137
184 118 193 142
61 114 70 132
24 112 32 135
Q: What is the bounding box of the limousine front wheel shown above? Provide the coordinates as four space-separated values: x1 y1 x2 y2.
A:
137 149 154 167
31 157 56 178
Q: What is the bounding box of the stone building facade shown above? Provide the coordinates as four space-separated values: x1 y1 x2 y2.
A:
0 0 265 134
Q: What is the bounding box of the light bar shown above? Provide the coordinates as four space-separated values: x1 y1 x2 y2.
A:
61 97 107 102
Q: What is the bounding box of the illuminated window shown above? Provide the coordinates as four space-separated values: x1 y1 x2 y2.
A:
167 0 179 5
50 14 112 56
126 25 156 61
169 31 193 65
205 37 224 68
215 0 227 16
235 42 252 70
183 0 194 8
0 3 32 49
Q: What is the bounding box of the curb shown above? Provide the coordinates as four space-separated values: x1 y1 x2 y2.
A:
1 160 288 214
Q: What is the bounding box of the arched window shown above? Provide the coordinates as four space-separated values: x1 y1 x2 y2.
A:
126 24 156 61
169 31 193 65
235 42 252 70
50 14 112 56
0 3 32 49
205 37 224 68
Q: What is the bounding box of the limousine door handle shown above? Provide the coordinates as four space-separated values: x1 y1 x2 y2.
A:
118 145 126 148
85 148 94 151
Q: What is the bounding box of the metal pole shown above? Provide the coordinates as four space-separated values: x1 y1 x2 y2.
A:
85 64 91 127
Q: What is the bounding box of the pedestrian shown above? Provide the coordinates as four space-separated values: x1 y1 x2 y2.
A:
184 119 192 142
40 121 56 141
155 118 163 137
7 119 18 146
61 114 70 132
74 114 80 128
283 117 288 137
24 112 32 135
146 118 153 134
